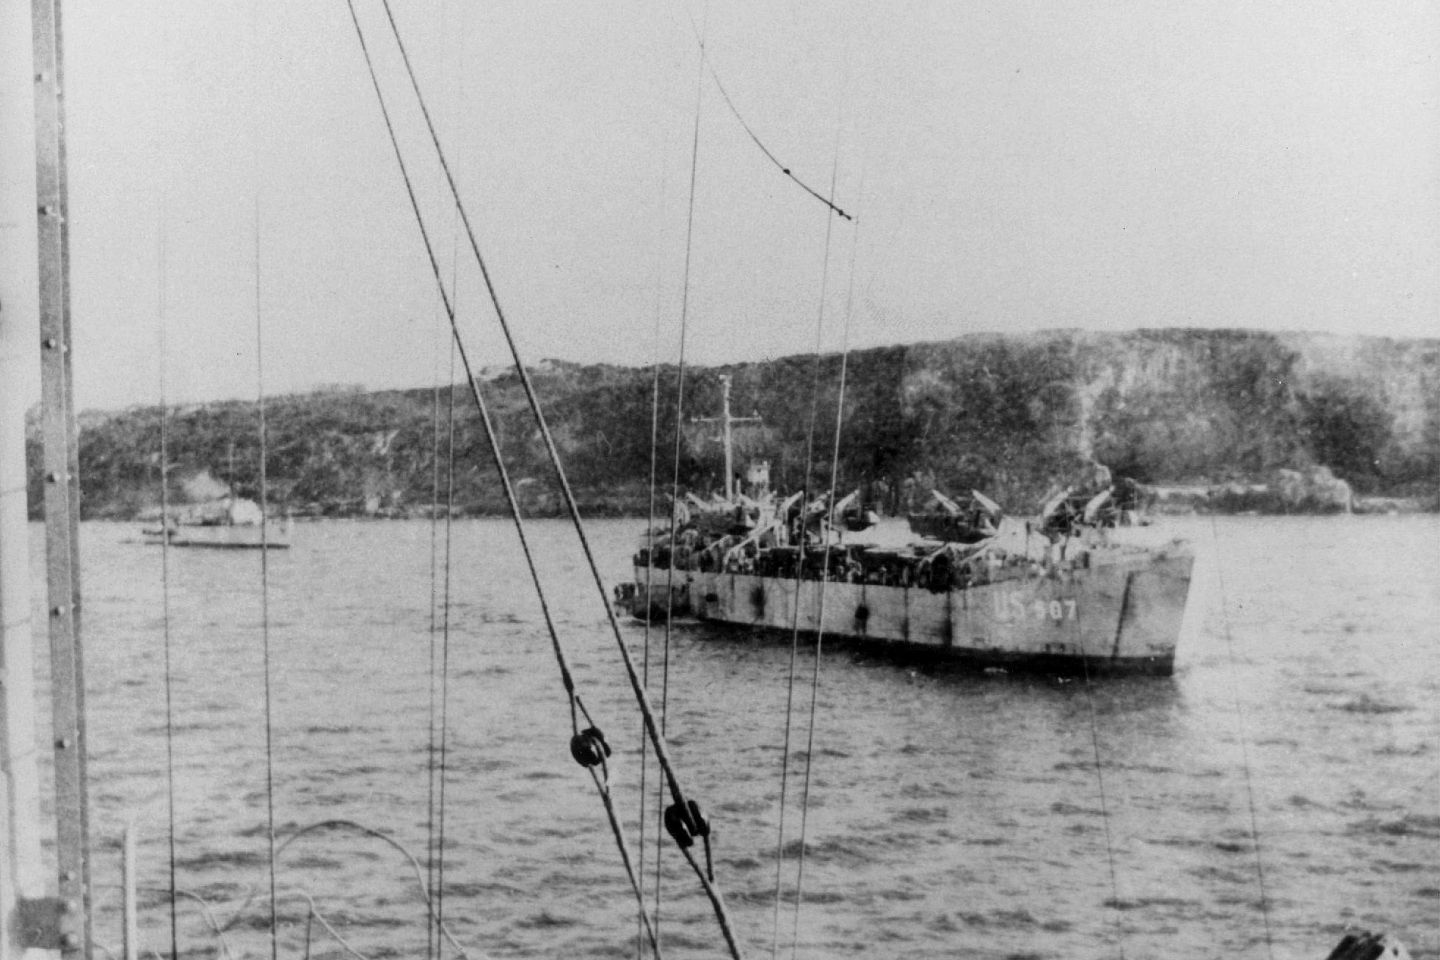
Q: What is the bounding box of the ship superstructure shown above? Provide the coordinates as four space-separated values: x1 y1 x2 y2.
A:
617 383 1193 676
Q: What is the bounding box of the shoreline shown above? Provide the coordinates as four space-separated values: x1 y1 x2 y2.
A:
78 493 1437 524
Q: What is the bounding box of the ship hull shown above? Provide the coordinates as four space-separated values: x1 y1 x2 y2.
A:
142 525 290 550
621 545 1193 676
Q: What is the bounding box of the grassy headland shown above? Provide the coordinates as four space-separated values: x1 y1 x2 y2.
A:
34 329 1439 520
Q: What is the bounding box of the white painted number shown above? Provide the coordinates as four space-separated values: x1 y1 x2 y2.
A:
992 591 1079 623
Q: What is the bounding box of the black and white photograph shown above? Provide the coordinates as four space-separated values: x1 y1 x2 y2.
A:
1 1 1436 958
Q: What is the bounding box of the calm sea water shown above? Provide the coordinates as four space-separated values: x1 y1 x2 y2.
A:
32 516 1440 960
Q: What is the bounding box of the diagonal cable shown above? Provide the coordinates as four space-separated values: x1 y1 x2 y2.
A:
371 3 746 953
342 4 663 953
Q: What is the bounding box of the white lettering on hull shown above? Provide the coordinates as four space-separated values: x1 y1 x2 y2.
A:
991 591 1078 623
629 552 1191 673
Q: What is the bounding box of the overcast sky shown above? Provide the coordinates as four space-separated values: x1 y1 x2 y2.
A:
53 0 1440 410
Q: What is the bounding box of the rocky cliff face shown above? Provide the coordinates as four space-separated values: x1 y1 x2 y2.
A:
33 329 1439 519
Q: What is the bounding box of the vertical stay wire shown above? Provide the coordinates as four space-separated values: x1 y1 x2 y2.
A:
655 10 708 943
428 221 460 960
789 163 862 958
770 128 846 960
1072 602 1125 960
341 6 665 955
433 7 466 952
638 136 671 960
371 5 743 953
250 4 279 955
155 95 181 960
253 198 280 960
426 309 442 960
434 331 457 955
436 335 459 956
1208 518 1276 959
423 29 448 951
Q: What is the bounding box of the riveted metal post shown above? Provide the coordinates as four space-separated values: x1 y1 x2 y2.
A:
1 0 48 955
34 0 92 956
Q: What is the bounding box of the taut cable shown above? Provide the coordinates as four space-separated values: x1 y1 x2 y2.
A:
342 5 663 953
372 3 744 953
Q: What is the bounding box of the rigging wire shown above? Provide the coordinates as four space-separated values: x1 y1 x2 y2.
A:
435 336 459 958
248 2 280 950
675 5 851 223
789 163 864 958
153 4 182 954
1072 600 1127 960
637 130 673 960
340 5 663 954
368 3 743 953
1208 518 1276 960
428 7 466 956
253 195 281 960
768 132 846 960
426 336 442 960
653 9 709 946
424 136 443 960
426 281 460 960
155 115 181 960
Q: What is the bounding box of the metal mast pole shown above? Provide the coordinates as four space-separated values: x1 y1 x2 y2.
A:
693 375 761 503
0 0 48 955
720 375 733 501
34 0 92 953
2 0 88 954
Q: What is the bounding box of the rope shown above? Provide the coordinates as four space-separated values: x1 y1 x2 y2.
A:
89 887 244 960
220 820 482 959
296 893 371 960
156 887 239 960
370 5 743 954
342 8 662 954
1209 517 1276 959
142 880 450 960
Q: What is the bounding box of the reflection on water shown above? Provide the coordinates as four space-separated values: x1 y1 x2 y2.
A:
32 516 1440 959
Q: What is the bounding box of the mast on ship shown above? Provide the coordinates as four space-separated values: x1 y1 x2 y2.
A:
693 374 761 502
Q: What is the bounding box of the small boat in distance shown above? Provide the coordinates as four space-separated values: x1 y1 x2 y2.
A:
616 384 1194 676
142 495 291 550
